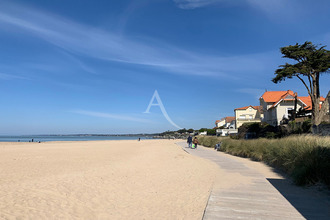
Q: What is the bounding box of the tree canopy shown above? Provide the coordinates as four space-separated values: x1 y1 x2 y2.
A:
273 41 330 125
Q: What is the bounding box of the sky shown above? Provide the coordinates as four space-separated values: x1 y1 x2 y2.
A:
0 0 329 135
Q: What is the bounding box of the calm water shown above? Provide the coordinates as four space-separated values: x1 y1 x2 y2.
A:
0 135 153 142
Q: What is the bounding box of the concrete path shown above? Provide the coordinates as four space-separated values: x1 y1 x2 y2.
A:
177 142 330 220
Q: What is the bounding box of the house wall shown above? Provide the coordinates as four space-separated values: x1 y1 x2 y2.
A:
262 100 305 126
235 107 261 128
227 120 236 129
264 107 276 126
275 101 304 125
216 119 226 128
260 99 274 124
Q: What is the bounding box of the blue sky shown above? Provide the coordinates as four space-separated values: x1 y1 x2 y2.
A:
0 0 329 135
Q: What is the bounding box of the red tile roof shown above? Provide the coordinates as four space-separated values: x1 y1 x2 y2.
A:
225 116 235 123
215 117 235 125
260 90 299 109
260 90 295 103
235 105 261 111
261 90 326 110
298 96 325 110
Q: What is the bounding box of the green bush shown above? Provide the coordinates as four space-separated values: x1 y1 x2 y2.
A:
302 119 312 133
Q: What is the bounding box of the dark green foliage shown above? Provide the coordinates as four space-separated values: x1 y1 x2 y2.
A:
273 42 330 84
238 122 283 139
238 121 312 139
177 128 187 134
289 121 303 134
207 128 216 136
199 128 216 135
265 132 277 139
288 120 312 134
187 128 194 133
272 41 330 125
302 119 312 133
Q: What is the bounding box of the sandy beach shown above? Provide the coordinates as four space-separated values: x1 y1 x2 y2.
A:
0 140 218 220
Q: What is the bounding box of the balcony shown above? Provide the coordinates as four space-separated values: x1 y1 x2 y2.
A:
237 118 261 122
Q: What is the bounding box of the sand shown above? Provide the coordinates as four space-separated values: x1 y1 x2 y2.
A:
0 140 218 220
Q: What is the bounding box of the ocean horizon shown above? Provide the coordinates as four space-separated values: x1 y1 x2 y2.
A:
0 135 154 142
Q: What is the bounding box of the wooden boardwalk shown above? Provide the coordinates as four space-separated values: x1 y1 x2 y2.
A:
177 142 330 220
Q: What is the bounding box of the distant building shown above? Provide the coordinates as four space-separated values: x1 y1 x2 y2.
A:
215 119 226 128
234 105 262 128
215 116 237 136
216 128 238 136
215 116 236 129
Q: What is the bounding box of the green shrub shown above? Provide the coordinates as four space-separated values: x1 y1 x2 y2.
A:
302 119 312 133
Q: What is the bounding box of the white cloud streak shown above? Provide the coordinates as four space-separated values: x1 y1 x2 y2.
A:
0 2 273 79
70 110 150 123
0 72 28 80
173 0 224 9
174 0 288 15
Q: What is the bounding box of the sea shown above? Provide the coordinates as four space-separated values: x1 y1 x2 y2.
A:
0 135 153 142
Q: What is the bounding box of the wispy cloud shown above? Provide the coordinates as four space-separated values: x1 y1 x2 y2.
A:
173 0 224 9
0 2 274 79
0 72 28 80
70 110 151 123
174 0 292 19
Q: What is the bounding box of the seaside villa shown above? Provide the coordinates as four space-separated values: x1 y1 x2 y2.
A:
234 105 262 128
259 90 325 126
215 116 237 136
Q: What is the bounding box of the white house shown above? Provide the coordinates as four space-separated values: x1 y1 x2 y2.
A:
215 116 235 129
260 90 325 126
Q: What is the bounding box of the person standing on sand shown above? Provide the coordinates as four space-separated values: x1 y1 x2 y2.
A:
187 135 192 148
193 137 199 149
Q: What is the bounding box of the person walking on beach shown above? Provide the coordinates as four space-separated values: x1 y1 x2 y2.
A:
187 135 192 148
193 137 199 149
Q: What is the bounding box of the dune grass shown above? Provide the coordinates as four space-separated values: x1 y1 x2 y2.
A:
199 135 330 186
197 136 227 148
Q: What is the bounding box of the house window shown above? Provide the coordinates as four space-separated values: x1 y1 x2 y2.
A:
239 115 246 119
285 108 293 119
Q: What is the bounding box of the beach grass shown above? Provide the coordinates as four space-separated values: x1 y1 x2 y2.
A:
199 135 330 186
197 136 228 148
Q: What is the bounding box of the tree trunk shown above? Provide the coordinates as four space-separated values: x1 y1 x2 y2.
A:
293 94 297 120
312 74 321 125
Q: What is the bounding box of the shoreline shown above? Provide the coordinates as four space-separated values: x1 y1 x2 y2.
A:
0 137 159 143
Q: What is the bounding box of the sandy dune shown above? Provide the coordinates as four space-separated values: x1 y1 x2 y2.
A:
0 140 217 220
